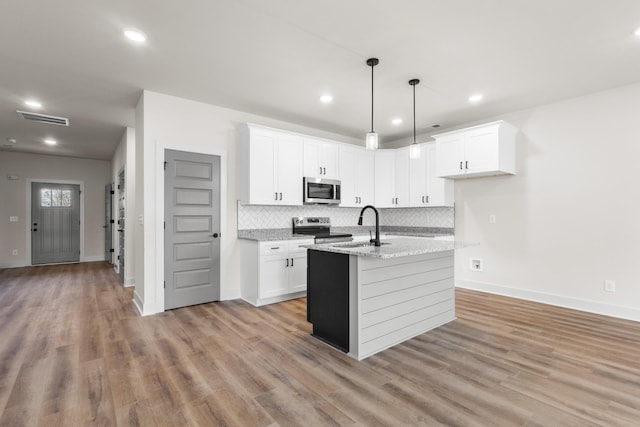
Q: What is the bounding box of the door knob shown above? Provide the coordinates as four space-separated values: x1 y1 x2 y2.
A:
32 228 38 232
211 233 219 238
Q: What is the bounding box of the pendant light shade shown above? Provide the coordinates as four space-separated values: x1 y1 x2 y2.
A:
365 58 379 150
408 78 421 160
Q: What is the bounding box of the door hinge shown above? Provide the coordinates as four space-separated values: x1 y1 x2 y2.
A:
164 280 166 289
163 221 166 229
109 248 115 253
164 161 168 170
79 190 82 195
117 185 121 190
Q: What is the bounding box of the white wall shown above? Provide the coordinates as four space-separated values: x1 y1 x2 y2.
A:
110 127 136 287
450 83 640 320
0 151 110 268
135 90 362 315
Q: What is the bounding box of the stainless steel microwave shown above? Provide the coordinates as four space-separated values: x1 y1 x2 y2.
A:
303 177 341 205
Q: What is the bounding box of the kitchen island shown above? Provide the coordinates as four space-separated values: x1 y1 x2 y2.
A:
306 237 473 360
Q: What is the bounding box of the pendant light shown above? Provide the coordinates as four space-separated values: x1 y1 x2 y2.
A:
365 58 379 150
408 78 421 160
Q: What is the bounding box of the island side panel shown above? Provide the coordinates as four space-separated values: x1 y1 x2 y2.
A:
307 249 350 352
354 250 456 360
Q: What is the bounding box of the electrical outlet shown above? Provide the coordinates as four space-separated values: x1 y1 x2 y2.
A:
604 280 616 292
11 249 18 256
488 214 496 224
470 258 483 271
9 216 18 222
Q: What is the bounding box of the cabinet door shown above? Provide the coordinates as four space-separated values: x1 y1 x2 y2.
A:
276 134 304 205
425 143 454 206
464 126 499 174
288 252 308 292
339 147 358 207
409 144 427 206
320 142 340 179
356 149 375 206
249 129 278 204
259 256 289 298
394 148 410 207
374 151 395 208
303 138 322 178
436 133 465 177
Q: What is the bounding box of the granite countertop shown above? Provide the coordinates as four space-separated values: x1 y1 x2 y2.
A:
305 237 476 259
238 226 454 242
237 228 314 241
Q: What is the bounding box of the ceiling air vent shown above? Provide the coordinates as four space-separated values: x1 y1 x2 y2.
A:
16 110 69 126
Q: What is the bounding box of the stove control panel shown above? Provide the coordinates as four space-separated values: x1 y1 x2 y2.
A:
292 217 331 228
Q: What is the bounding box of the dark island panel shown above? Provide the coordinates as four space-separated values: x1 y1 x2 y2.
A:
307 249 350 352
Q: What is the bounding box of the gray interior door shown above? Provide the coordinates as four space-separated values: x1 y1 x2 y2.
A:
31 182 81 265
164 149 221 310
104 184 113 263
118 170 125 282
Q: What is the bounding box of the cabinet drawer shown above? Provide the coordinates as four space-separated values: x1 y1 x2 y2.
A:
288 240 314 254
259 242 288 255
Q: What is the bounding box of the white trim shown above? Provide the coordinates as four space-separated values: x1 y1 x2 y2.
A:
456 280 640 322
26 179 85 265
145 142 227 316
124 277 135 287
0 261 30 269
133 290 144 316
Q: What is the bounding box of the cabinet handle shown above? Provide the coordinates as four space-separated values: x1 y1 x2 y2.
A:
355 196 358 203
323 167 326 175
395 197 398 204
275 192 278 200
279 192 283 200
459 161 463 170
286 258 289 267
358 197 361 204
291 258 294 266
271 247 280 250
426 195 429 203
465 161 469 169
422 196 424 203
319 166 323 175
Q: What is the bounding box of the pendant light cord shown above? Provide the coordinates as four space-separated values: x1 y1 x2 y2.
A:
413 83 416 144
370 63 374 133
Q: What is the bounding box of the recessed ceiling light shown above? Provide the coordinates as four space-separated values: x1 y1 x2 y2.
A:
124 28 147 43
468 94 484 103
320 94 333 104
24 100 42 109
391 118 402 125
44 139 57 145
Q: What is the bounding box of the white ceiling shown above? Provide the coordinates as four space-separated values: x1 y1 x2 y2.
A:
2 0 640 160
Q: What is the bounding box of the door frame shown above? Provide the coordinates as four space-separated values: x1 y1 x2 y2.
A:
151 141 227 313
26 178 85 265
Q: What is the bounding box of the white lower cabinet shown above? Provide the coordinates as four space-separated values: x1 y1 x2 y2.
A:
240 239 313 306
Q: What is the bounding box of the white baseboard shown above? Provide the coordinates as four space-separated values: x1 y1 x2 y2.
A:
124 277 135 287
82 255 105 262
133 290 144 316
456 280 640 322
0 261 29 269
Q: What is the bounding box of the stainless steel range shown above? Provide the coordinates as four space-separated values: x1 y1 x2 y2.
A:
292 217 353 244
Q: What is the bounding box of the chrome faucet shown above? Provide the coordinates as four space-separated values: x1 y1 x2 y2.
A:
357 205 380 246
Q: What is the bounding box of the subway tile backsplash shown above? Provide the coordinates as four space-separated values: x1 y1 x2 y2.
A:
237 203 454 230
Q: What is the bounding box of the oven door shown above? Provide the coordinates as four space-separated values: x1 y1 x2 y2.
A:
304 177 341 204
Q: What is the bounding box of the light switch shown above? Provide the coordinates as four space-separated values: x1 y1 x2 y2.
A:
9 216 18 222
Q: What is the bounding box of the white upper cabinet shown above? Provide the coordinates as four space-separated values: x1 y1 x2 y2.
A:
339 145 374 207
240 124 304 205
409 143 454 207
303 138 339 180
374 148 409 208
434 121 517 179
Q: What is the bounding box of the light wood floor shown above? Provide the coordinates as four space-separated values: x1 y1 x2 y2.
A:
1 262 639 426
